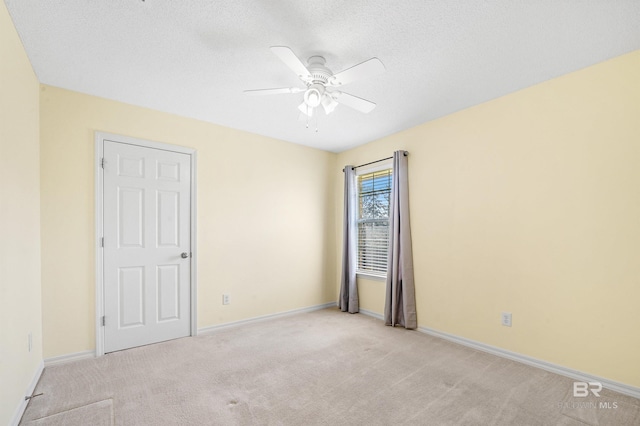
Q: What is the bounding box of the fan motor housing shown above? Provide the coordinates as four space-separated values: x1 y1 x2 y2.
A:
306 56 333 84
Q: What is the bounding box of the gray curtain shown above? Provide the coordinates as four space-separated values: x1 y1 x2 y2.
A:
384 151 417 328
338 166 358 313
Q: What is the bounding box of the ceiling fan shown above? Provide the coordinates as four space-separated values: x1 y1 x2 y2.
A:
245 46 385 118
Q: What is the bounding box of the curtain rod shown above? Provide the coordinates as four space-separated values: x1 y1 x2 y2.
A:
354 156 392 169
342 151 408 172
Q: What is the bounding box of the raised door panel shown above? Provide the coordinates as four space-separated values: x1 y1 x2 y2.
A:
118 155 144 178
118 187 145 248
156 161 180 182
157 190 179 248
157 265 180 321
118 267 145 328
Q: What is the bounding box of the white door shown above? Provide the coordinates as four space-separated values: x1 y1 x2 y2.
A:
103 141 191 353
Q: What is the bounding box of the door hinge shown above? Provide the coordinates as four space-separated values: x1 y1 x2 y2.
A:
101 237 104 247
101 158 105 168
102 316 105 326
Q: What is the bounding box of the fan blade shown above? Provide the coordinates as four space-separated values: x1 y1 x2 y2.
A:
270 46 312 81
330 58 385 86
244 87 304 95
333 92 376 113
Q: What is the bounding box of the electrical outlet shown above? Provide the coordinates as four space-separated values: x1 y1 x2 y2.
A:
501 312 512 327
222 294 230 305
28 332 32 352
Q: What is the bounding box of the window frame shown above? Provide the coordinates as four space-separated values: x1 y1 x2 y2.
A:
354 160 393 281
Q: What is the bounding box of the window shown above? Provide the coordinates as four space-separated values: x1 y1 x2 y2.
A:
356 166 392 277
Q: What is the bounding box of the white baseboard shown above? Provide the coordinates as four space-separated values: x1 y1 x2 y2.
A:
10 360 44 426
357 309 640 399
198 302 336 335
359 308 383 320
44 350 95 367
41 303 337 365
420 326 640 399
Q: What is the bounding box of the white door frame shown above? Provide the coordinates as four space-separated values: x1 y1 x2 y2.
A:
94 131 198 356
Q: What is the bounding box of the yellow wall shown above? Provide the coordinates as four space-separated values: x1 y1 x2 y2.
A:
0 2 43 424
337 50 640 387
39 86 336 358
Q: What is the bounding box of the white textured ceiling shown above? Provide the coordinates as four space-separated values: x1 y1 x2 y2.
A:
5 1 640 152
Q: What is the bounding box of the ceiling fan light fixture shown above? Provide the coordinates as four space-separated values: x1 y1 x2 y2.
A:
306 90 320 106
304 84 324 107
321 93 338 115
298 101 313 117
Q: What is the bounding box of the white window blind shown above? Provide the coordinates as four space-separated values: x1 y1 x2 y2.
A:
356 168 392 276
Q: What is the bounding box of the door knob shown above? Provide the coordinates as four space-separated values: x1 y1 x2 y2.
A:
181 252 189 259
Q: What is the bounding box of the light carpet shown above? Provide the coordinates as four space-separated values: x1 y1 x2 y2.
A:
21 308 640 425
